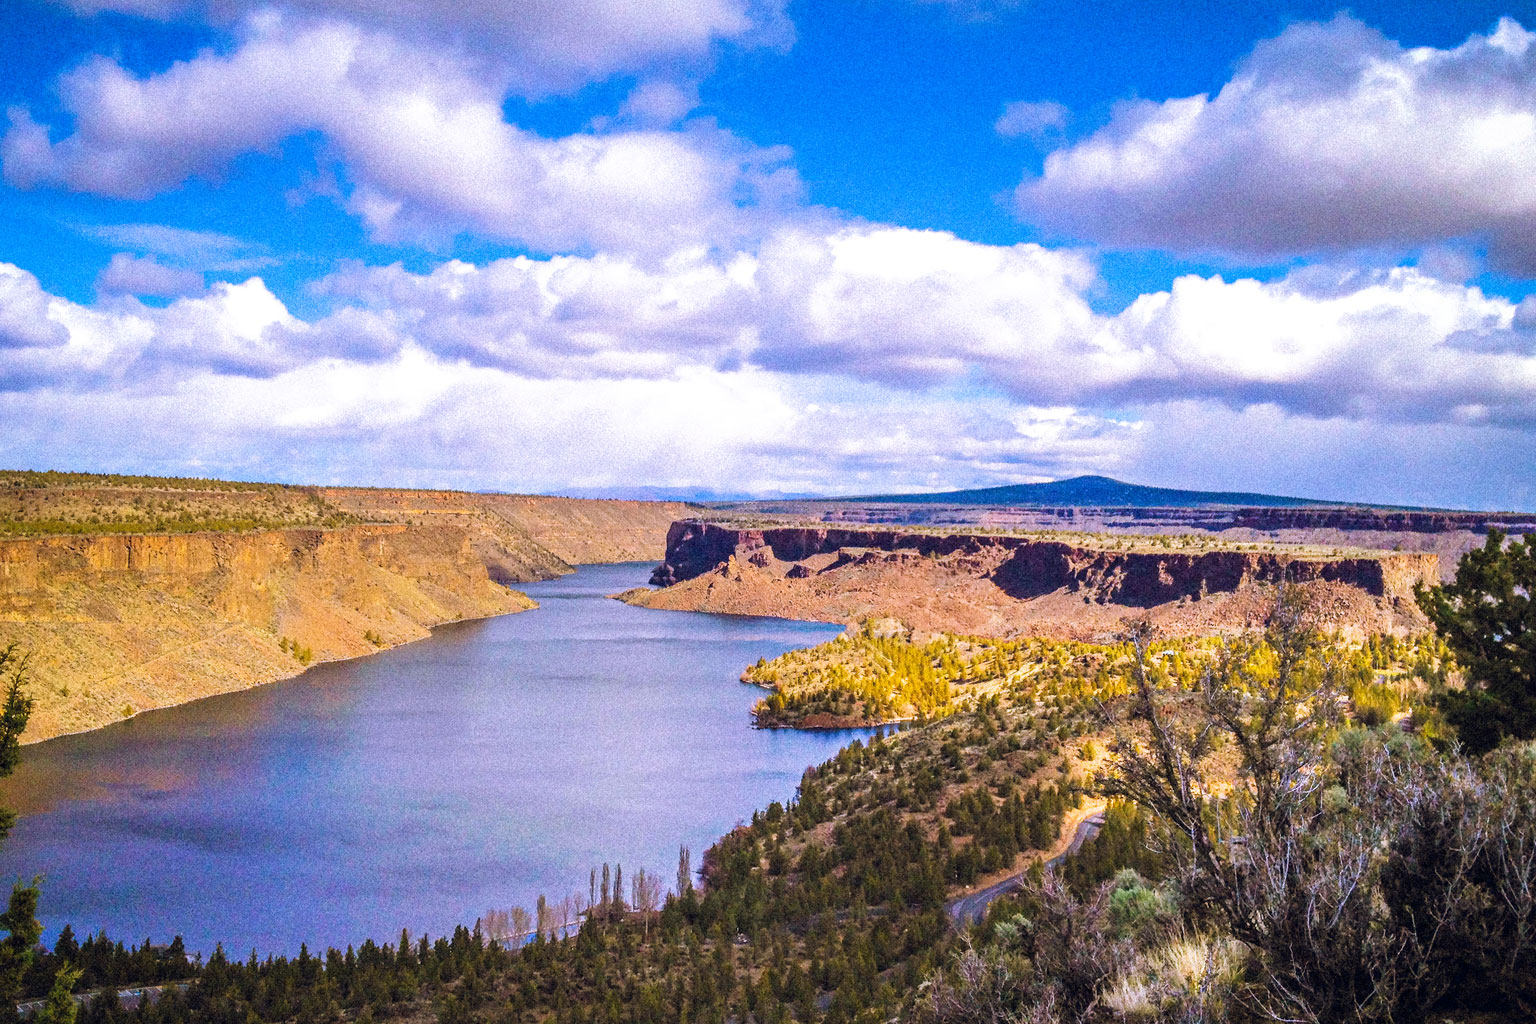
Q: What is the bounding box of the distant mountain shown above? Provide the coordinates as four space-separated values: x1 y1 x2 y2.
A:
548 485 822 502
854 475 1348 509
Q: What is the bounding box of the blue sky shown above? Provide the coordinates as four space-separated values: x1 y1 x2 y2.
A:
2 0 1536 507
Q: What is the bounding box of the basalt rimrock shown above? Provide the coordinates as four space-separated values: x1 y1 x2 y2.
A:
0 475 697 743
633 520 1439 639
1 519 542 743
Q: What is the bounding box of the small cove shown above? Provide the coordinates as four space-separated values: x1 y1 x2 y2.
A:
0 563 861 954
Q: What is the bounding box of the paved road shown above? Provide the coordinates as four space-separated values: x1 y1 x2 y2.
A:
19 983 186 1017
947 811 1106 928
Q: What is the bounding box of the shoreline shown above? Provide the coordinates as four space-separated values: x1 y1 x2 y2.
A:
19 593 543 748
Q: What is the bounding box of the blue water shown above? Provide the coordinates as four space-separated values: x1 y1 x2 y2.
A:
0 564 856 954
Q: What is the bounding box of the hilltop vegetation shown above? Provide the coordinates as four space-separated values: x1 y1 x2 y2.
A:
0 472 359 538
745 618 1451 732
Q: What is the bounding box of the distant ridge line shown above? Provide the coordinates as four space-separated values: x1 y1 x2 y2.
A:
847 475 1409 510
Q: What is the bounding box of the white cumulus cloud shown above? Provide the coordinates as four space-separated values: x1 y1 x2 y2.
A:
97 253 205 297
4 15 801 254
1016 16 1536 269
51 0 790 95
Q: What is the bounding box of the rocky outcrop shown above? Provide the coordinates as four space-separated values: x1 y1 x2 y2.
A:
3 519 545 743
633 520 1438 639
651 522 1438 605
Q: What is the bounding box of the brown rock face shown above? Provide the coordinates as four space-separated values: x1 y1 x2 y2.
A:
636 520 1438 639
2 520 542 744
320 489 695 564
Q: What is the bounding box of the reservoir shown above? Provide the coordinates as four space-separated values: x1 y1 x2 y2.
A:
0 563 855 954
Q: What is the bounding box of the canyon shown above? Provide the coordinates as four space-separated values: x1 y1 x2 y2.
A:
1 482 691 743
2 469 1516 743
628 520 1441 638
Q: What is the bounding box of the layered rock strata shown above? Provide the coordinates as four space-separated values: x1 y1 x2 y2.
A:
3 520 539 743
630 521 1439 639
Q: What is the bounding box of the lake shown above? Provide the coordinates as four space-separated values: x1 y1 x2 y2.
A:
0 563 859 954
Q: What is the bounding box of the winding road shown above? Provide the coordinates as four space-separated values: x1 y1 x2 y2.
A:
947 807 1107 927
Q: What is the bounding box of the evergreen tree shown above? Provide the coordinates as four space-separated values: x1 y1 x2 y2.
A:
0 645 37 1024
34 964 82 1024
1416 529 1536 753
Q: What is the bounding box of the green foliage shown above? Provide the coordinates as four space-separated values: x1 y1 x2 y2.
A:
1417 529 1536 753
34 963 82 1024
0 645 34 850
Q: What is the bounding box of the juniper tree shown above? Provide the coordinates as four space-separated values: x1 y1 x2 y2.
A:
0 645 42 1024
1416 528 1536 753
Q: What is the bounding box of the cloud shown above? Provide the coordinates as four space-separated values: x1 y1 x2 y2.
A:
751 226 1108 393
12 219 1536 431
5 15 802 254
1098 267 1536 425
1016 16 1536 269
3 239 1536 505
995 99 1068 140
309 249 760 378
97 253 205 297
52 0 791 95
0 266 70 351
81 222 273 272
0 265 308 387
618 80 702 127
1128 401 1536 512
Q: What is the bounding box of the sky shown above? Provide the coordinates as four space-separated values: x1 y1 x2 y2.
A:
2 1 1536 508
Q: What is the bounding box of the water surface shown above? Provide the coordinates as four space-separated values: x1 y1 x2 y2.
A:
0 564 856 953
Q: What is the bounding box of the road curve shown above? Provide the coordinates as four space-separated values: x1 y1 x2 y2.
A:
947 810 1106 928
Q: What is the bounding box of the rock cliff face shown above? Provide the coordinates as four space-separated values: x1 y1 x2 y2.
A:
320 489 695 564
652 522 1436 603
633 521 1437 639
732 503 1530 581
0 477 695 743
3 520 540 743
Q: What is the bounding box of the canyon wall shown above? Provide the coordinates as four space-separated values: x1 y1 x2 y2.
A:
320 489 696 564
1 480 695 743
2 520 541 743
632 520 1439 639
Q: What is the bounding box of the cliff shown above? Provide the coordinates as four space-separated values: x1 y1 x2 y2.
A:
0 472 697 743
3 520 540 743
630 520 1438 639
320 489 696 564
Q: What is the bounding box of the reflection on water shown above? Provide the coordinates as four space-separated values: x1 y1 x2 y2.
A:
0 564 860 954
